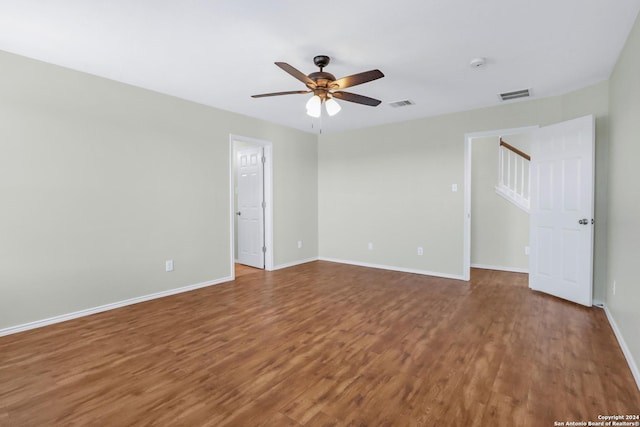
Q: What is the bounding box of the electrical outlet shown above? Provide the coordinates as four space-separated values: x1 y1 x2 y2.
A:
417 247 424 256
452 184 458 192
368 242 373 251
165 260 174 272
524 246 530 255
297 240 303 249
613 280 616 296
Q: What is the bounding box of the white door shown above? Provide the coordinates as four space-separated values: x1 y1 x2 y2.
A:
529 115 594 306
236 146 264 268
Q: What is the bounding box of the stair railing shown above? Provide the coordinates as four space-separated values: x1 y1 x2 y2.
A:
496 138 531 212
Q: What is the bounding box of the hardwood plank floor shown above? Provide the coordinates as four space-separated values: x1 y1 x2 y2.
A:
1 262 638 426
234 263 264 278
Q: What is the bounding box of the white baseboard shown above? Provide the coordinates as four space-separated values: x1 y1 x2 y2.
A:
600 304 640 391
272 257 319 271
318 257 466 281
471 263 529 274
0 276 233 337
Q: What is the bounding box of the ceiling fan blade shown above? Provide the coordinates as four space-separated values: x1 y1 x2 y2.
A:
251 90 311 98
275 62 316 87
332 91 382 106
333 69 384 90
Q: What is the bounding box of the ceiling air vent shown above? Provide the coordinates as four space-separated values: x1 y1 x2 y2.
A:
499 89 530 101
388 99 415 108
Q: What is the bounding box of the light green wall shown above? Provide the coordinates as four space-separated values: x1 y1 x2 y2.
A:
0 51 317 330
608 12 640 381
271 132 319 264
471 134 530 271
318 81 609 291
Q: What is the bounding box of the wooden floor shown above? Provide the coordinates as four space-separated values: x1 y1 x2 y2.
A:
234 263 264 278
1 262 638 426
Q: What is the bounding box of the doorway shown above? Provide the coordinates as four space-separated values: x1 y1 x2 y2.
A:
230 134 274 278
464 126 538 281
470 132 532 274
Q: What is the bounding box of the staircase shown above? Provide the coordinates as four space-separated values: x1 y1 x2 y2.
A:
495 138 530 212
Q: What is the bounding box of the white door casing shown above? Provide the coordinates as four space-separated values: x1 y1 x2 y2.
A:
529 115 595 306
236 146 265 269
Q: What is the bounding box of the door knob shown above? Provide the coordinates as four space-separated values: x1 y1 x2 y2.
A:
236 211 241 216
578 218 588 225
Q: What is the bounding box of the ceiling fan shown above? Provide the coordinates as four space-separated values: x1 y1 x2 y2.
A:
251 55 384 117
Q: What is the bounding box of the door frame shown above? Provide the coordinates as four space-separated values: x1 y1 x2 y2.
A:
463 125 539 281
229 134 274 277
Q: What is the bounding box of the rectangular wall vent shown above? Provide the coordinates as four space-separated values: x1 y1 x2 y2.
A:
388 99 415 108
499 89 530 101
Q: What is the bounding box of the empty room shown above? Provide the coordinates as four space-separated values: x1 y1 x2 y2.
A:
1 1 640 426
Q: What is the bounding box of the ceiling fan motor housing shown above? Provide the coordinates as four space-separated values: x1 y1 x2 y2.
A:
307 71 337 95
308 56 337 96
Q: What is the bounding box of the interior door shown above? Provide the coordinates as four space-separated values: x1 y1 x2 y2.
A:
529 115 594 306
236 146 265 268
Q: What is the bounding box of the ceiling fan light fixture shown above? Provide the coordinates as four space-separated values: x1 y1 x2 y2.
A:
306 95 322 117
325 97 341 116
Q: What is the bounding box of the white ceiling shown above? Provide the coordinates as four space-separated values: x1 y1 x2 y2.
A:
1 0 639 134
